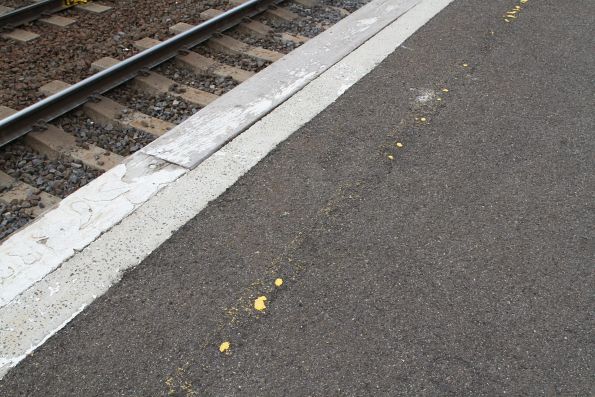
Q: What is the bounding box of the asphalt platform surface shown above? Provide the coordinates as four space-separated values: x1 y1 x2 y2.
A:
1 0 593 395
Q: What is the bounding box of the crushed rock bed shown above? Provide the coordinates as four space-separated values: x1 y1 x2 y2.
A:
193 46 270 72
286 2 345 29
55 112 155 156
258 14 324 38
0 199 35 241
322 0 372 13
106 87 200 124
227 30 299 54
0 143 102 199
155 62 238 96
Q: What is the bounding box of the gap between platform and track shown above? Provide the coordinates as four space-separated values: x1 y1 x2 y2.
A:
0 0 454 378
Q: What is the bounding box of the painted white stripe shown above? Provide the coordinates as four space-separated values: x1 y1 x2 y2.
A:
0 0 454 378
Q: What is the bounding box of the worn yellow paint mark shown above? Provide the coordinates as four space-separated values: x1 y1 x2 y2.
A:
420 117 427 122
441 88 449 93
462 63 469 67
219 341 231 353
396 142 403 148
275 278 283 287
164 366 198 396
165 376 176 396
503 0 527 22
436 97 442 101
224 306 239 323
254 296 267 311
387 154 394 160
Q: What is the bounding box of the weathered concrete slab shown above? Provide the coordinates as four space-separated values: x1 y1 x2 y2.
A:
142 0 419 169
39 15 76 27
1 29 39 43
74 2 111 13
0 153 186 307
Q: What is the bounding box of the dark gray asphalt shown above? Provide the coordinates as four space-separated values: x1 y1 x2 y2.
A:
2 0 594 395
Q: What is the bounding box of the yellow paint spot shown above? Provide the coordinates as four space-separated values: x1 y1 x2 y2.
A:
462 63 469 67
520 0 527 3
504 18 510 22
274 278 283 287
254 296 267 311
437 97 442 101
387 154 394 160
396 142 403 148
441 88 449 93
420 117 427 122
219 341 231 353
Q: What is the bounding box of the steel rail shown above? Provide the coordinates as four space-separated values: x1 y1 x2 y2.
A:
0 0 280 147
0 0 68 29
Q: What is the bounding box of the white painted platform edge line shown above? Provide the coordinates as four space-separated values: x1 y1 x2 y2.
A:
0 304 87 373
0 0 454 379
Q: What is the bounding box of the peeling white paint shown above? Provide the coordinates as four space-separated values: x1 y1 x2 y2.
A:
0 154 186 307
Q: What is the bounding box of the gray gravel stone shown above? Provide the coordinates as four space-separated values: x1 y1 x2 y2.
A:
155 62 238 96
286 2 344 28
0 199 35 241
56 111 155 156
0 142 101 199
228 30 299 54
107 87 200 124
322 0 372 13
194 46 271 72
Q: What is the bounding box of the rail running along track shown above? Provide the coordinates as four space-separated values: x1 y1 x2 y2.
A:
0 0 107 42
0 0 365 240
0 0 89 30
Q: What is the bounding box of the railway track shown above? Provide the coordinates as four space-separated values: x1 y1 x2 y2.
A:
0 0 367 241
0 0 109 42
